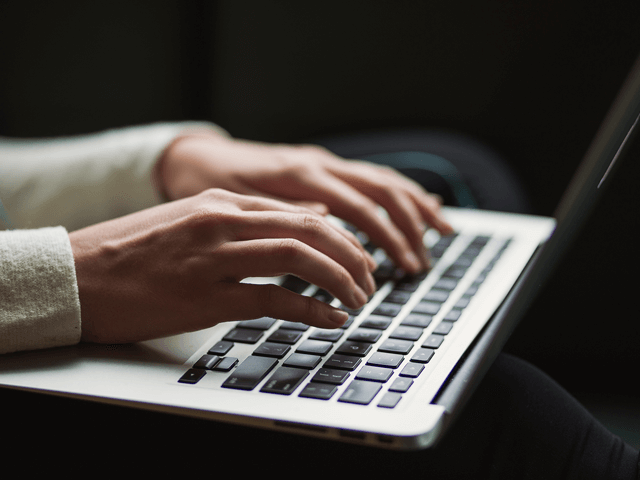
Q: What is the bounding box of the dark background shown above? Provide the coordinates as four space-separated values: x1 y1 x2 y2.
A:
1 0 639 452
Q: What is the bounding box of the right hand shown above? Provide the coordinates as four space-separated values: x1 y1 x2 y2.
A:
69 188 377 344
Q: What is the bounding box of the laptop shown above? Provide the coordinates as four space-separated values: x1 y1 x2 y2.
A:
1 54 639 451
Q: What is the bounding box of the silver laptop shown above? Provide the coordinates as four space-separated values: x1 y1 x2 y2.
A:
1 54 639 451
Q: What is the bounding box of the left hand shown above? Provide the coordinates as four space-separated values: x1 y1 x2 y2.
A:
155 132 454 274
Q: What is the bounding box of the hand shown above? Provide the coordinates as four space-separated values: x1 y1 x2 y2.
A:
69 189 377 344
156 133 454 274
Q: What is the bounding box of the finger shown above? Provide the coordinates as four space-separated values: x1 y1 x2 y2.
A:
209 282 350 329
285 172 424 274
213 239 368 309
230 192 376 270
223 215 375 297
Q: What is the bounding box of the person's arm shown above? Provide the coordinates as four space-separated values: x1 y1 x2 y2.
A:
0 122 226 231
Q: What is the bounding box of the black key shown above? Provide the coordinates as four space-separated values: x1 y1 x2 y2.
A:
297 339 333 356
339 380 382 405
372 303 403 317
399 362 424 378
441 265 467 279
253 342 291 358
222 356 278 390
299 383 338 400
223 328 263 344
422 289 449 303
433 277 458 291
389 325 424 341
412 301 441 316
348 328 382 343
309 329 344 342
238 317 277 330
279 321 309 331
335 341 372 357
208 341 233 356
268 329 303 345
260 367 309 395
423 334 445 349
443 309 462 322
454 297 471 309
178 368 206 384
384 290 412 304
356 366 393 383
323 354 362 371
411 348 435 363
311 368 350 385
313 289 334 303
378 338 414 355
283 353 322 370
360 315 392 330
367 352 404 369
433 321 455 335
280 275 310 294
389 377 414 393
401 313 433 328
193 354 221 370
394 278 423 292
378 392 402 408
214 357 238 372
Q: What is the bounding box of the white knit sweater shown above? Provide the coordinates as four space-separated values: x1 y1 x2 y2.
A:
0 122 224 354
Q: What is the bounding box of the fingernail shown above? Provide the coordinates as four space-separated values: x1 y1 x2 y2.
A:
329 308 349 326
353 285 368 306
405 251 422 273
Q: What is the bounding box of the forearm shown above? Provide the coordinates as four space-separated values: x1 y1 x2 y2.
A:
0 122 227 231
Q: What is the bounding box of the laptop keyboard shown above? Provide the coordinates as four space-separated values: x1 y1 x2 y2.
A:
179 232 511 409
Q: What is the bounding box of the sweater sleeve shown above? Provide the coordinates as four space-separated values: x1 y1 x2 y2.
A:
0 122 228 354
0 227 80 354
0 122 227 231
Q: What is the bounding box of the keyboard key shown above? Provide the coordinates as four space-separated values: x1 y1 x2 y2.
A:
335 341 372 357
296 339 333 356
433 321 455 335
378 338 414 355
356 366 393 383
367 352 404 369
348 328 382 343
280 276 310 294
193 354 221 370
443 309 462 322
311 368 350 385
423 334 445 348
433 277 458 291
389 377 414 393
260 367 309 395
178 368 206 384
267 329 303 345
283 353 322 370
384 290 412 304
313 289 334 303
279 321 309 331
213 357 238 372
238 317 277 330
372 303 403 317
208 341 233 356
253 342 291 358
411 348 435 363
389 325 424 341
401 313 433 328
399 362 424 378
412 301 441 316
360 315 393 330
339 380 382 405
222 356 278 391
223 328 264 344
323 354 362 371
309 329 344 342
422 289 449 303
299 383 338 400
378 392 402 408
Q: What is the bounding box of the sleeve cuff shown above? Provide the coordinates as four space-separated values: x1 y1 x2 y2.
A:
0 227 81 354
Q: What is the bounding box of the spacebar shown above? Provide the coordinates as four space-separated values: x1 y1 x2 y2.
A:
222 356 278 391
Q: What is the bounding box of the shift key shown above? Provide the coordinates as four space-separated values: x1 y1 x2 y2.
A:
222 356 278 391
